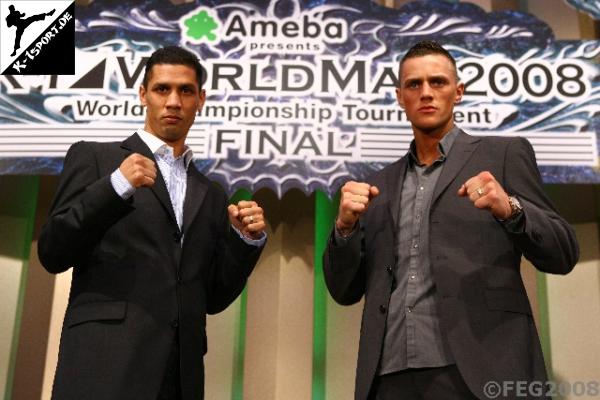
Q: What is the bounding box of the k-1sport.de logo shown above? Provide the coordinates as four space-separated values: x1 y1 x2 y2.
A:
0 0 74 75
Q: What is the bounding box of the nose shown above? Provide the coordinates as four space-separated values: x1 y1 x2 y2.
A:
165 90 182 108
420 82 433 100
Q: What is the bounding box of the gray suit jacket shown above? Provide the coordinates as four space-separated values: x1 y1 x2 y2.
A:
38 133 263 400
324 130 579 400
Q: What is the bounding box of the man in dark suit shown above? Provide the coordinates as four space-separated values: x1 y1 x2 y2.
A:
38 46 266 400
324 40 579 400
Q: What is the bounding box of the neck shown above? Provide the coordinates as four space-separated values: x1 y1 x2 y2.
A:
169 142 185 157
143 125 186 157
413 125 453 166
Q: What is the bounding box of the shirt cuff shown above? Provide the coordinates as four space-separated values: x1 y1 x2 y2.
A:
333 225 357 246
499 211 526 233
231 225 267 247
110 168 136 199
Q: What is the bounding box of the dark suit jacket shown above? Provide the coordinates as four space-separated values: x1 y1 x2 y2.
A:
38 133 263 400
324 131 579 400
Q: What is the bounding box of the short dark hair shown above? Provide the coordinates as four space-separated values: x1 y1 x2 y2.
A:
142 46 203 89
398 40 458 83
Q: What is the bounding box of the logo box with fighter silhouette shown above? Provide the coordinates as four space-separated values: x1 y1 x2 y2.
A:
0 0 74 75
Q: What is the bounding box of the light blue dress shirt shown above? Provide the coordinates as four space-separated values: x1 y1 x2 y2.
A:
110 130 265 246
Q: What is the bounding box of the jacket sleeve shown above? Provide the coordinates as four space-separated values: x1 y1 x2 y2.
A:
323 223 367 306
37 142 133 274
503 137 579 274
205 194 265 314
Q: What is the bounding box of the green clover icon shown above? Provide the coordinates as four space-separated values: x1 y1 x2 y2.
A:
184 10 218 41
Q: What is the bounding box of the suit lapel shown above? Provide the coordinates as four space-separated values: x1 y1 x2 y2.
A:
182 163 208 236
431 130 480 205
121 133 178 227
385 157 408 230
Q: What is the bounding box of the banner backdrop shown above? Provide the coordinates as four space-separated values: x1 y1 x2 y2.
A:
567 0 600 20
1 0 599 196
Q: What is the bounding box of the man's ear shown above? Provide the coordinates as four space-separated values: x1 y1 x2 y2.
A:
396 87 404 108
455 81 465 104
198 89 206 112
139 85 147 106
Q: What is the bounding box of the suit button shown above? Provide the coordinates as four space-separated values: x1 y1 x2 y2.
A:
379 305 387 314
171 320 179 328
177 276 182 284
386 266 393 275
173 232 181 243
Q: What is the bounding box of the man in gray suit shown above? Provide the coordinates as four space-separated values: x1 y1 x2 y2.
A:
324 40 579 400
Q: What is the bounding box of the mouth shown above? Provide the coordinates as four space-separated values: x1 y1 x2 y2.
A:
418 106 437 113
162 115 182 124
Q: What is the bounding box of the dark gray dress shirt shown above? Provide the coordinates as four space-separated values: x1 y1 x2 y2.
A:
378 127 460 375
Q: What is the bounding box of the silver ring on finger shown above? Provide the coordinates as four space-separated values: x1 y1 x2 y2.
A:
476 187 484 197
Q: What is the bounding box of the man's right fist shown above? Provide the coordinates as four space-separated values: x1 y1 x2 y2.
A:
119 153 157 188
336 181 379 236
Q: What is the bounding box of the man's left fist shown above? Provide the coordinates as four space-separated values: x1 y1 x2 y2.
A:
228 200 266 240
457 171 512 220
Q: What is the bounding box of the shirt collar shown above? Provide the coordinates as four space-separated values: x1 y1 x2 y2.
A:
137 129 194 169
408 126 460 166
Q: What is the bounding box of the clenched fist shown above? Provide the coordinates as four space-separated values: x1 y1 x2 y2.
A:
228 200 266 240
457 171 512 219
119 153 157 188
336 181 380 236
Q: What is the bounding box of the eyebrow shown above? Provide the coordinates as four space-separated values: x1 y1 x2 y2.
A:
403 74 451 84
404 73 450 81
152 82 197 89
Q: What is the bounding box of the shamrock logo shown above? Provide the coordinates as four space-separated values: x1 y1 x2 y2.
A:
184 10 218 41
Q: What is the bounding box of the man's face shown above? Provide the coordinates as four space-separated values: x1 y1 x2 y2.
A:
139 64 205 148
396 54 464 136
